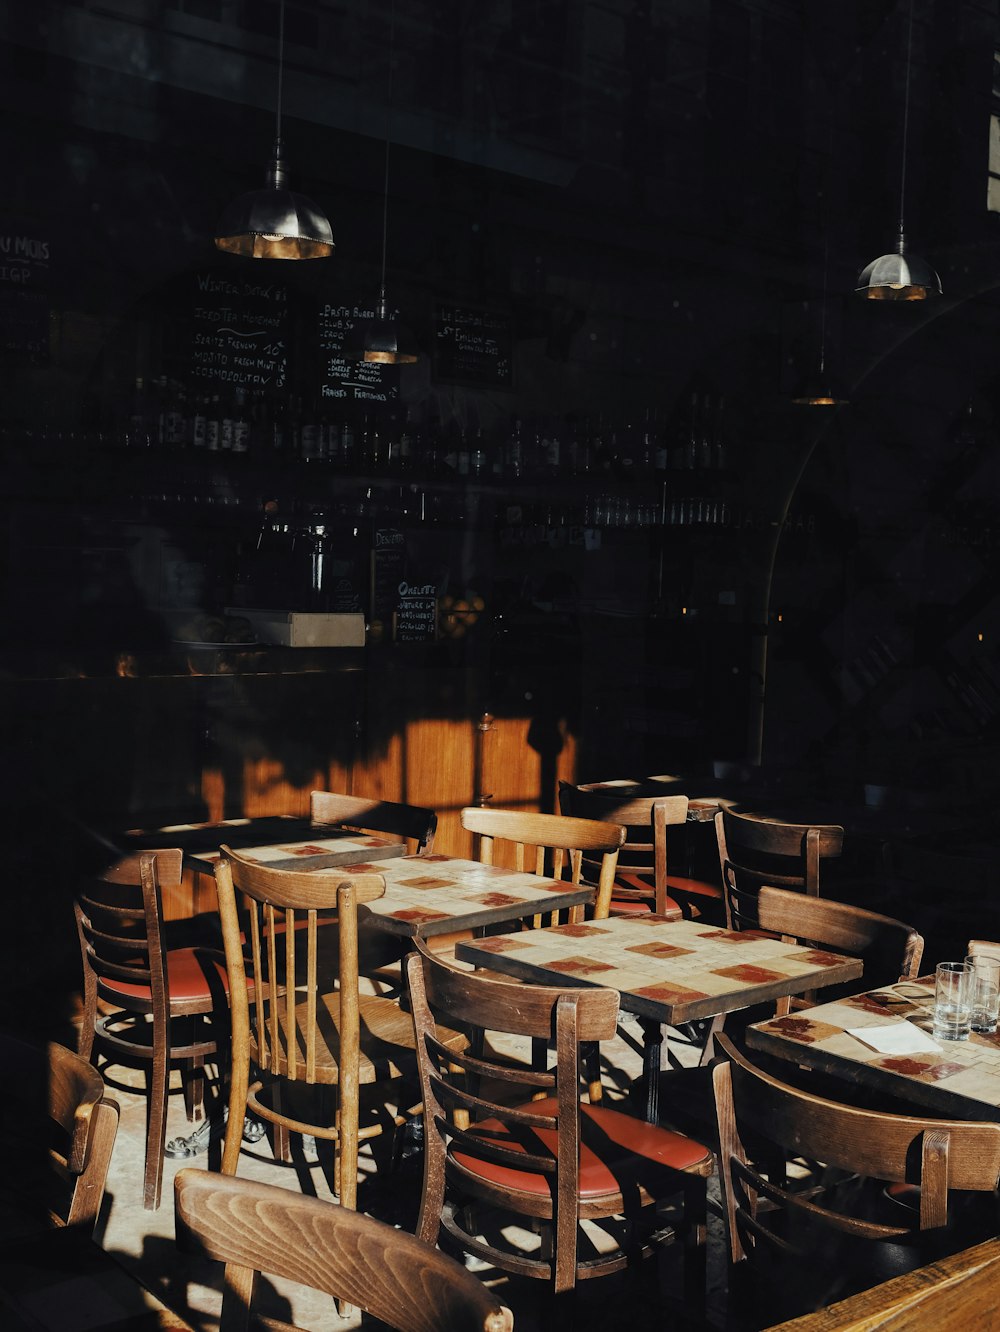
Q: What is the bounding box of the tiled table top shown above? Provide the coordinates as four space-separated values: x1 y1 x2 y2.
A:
746 980 1000 1122
336 853 594 937
189 832 406 873
457 917 863 1024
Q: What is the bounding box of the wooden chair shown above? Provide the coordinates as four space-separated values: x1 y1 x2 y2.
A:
756 885 924 1013
75 849 230 1210
712 1033 1000 1320
459 806 625 921
213 847 465 1212
0 1033 119 1235
716 807 844 931
405 942 714 1297
175 1167 513 1332
310 789 437 855
559 780 723 920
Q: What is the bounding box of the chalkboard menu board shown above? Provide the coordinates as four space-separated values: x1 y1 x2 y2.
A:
394 581 438 643
0 222 49 360
370 528 406 627
432 303 512 388
318 301 400 407
188 269 288 391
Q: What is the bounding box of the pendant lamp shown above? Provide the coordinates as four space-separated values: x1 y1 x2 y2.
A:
793 238 848 406
857 0 938 299
348 2 419 363
214 0 333 260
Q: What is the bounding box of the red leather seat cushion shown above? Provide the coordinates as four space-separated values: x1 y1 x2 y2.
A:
666 874 722 901
102 948 230 1004
451 1096 711 1198
610 899 683 920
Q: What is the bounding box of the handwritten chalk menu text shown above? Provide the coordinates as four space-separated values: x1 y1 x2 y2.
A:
394 582 437 643
432 304 511 388
318 302 400 405
0 226 50 360
370 528 406 627
189 270 287 390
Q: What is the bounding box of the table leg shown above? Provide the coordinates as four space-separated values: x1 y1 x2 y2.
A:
639 1017 664 1122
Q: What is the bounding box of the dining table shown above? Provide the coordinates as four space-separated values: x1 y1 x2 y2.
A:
187 846 596 939
457 915 863 1120
745 978 1000 1122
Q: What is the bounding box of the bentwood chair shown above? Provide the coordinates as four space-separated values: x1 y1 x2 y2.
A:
310 790 438 990
459 806 625 922
712 1033 1000 1322
310 790 438 856
213 848 465 1213
652 888 924 1146
559 780 723 920
715 807 844 931
0 1033 119 1235
175 1168 513 1332
406 943 714 1299
757 886 924 1010
75 849 231 1210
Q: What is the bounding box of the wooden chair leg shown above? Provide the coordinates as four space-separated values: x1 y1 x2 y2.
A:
144 1040 169 1210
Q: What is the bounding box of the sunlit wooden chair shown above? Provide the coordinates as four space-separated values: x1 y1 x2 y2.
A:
712 1033 1000 1322
1 1033 119 1235
559 780 723 920
406 942 714 1298
175 1168 513 1332
653 888 924 1152
310 789 438 855
75 849 230 1209
715 807 844 931
213 847 465 1212
459 806 625 922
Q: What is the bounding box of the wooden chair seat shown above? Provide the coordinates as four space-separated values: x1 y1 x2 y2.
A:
257 990 459 1084
451 1096 713 1198
100 946 229 1005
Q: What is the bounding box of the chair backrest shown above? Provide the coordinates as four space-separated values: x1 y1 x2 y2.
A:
559 781 689 914
214 846 386 1087
311 790 437 855
405 942 620 1292
459 806 625 918
715 807 844 930
756 886 924 996
0 1032 119 1233
174 1167 512 1332
75 849 184 1017
712 1032 1000 1270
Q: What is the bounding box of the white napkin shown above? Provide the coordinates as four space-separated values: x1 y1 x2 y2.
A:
845 1022 942 1055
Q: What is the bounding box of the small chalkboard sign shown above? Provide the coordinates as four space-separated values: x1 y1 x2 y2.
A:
188 269 288 391
432 303 512 388
0 222 50 360
394 581 438 643
370 528 406 626
318 301 400 407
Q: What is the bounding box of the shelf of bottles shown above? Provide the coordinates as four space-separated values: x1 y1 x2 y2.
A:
92 379 746 532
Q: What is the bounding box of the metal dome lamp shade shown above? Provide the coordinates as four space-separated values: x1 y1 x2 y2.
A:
857 0 938 300
214 2 333 260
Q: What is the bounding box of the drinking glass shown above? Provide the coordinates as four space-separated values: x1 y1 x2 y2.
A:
933 961 972 1041
966 952 1000 1034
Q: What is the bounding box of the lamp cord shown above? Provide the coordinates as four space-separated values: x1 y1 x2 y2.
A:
898 0 914 237
275 0 285 144
379 0 396 298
